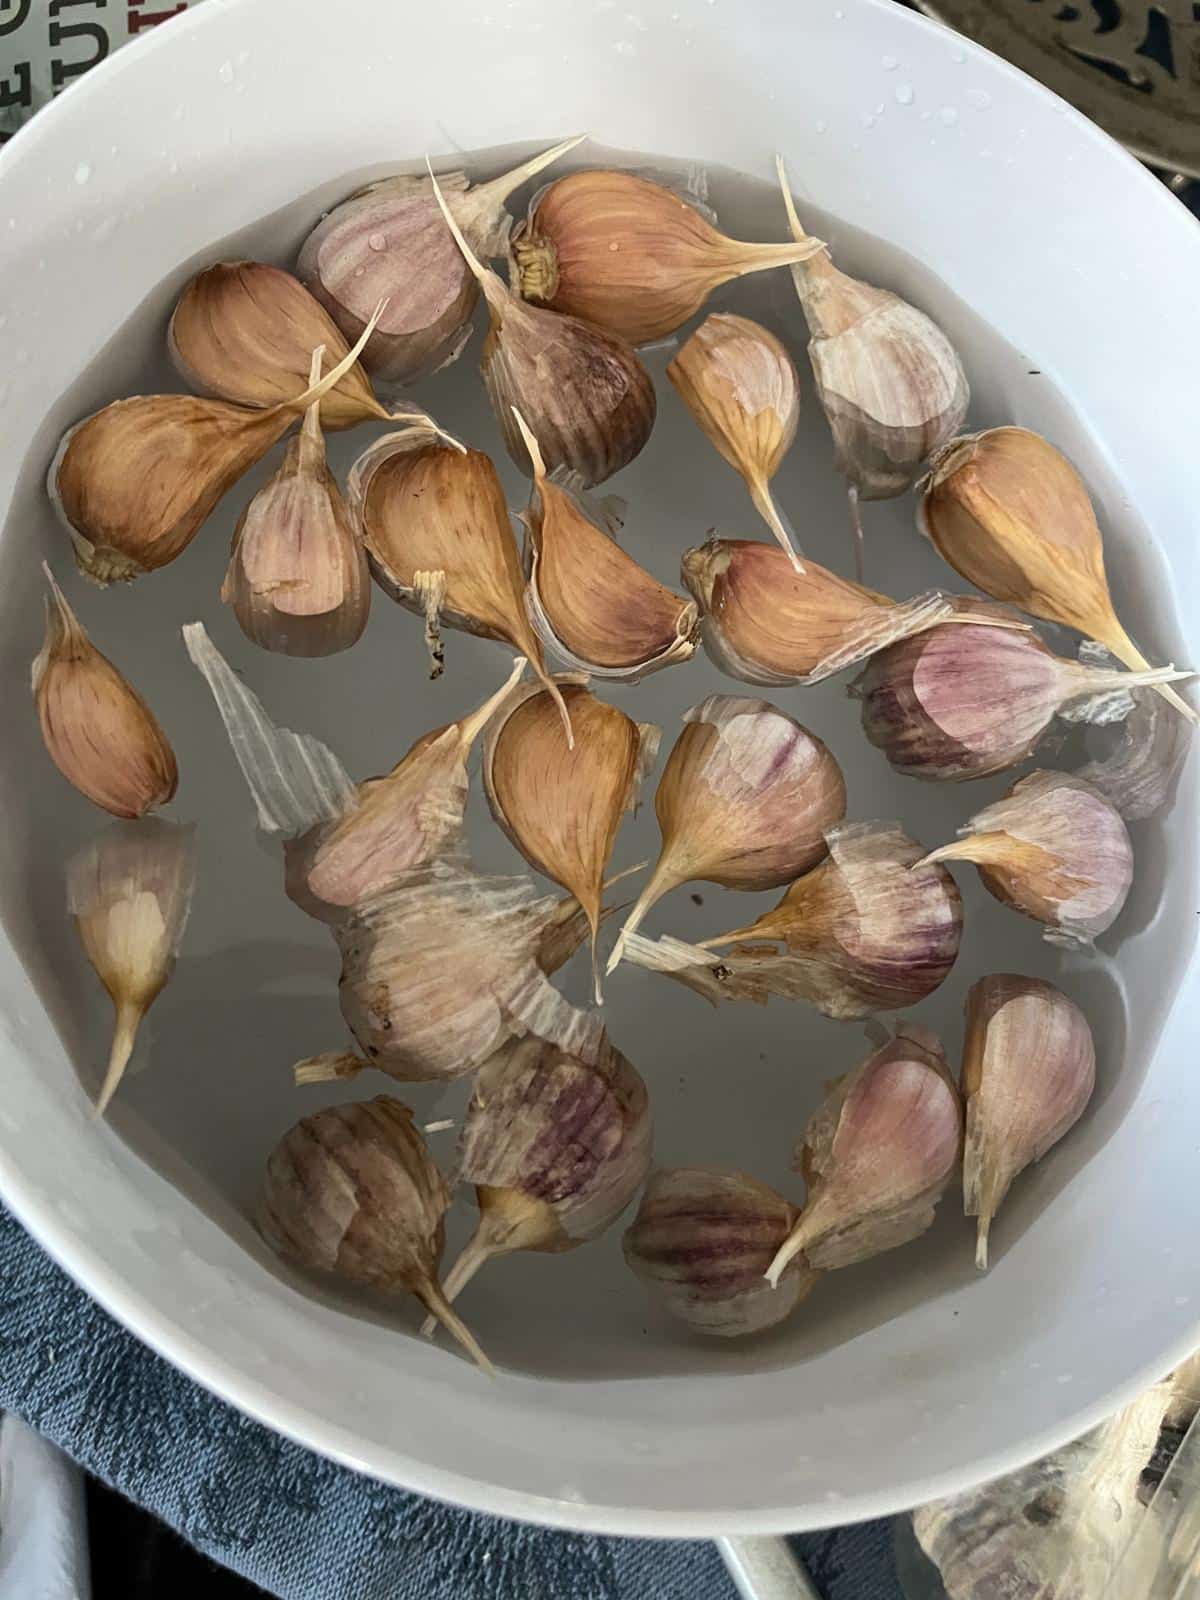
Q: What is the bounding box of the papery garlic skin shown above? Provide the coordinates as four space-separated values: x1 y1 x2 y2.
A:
962 975 1096 1270
1079 683 1191 823
67 818 197 1116
624 1167 816 1337
921 770 1133 946
34 566 178 818
259 1095 492 1372
766 1026 962 1285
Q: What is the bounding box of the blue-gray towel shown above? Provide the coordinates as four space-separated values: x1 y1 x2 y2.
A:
0 1205 900 1599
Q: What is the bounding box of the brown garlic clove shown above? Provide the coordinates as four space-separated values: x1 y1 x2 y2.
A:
67 818 197 1116
512 408 699 681
917 426 1197 725
259 1095 492 1373
766 1025 963 1285
421 1034 652 1338
428 168 656 488
510 168 827 345
608 696 847 973
51 310 382 585
624 1167 817 1338
682 536 958 688
961 975 1096 1270
34 565 178 818
853 610 1188 782
668 314 804 569
168 261 391 429
483 676 658 996
777 156 969 578
297 138 585 386
920 769 1133 946
221 347 371 657
624 822 962 1020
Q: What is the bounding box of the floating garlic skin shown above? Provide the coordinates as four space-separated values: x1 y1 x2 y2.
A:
33 565 178 818
962 975 1096 1270
259 1095 492 1372
766 1026 962 1286
510 169 827 345
67 818 197 1116
624 1167 817 1338
922 769 1133 946
682 536 955 689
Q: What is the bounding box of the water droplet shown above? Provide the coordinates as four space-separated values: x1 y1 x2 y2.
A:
967 88 992 111
15 348 29 366
109 143 119 157
218 60 235 84
6 218 16 231
833 6 843 15
952 47 967 64
815 118 828 134
1057 1373 1074 1385
940 106 959 126
895 83 914 105
881 54 898 71
168 159 180 176
861 112 877 128
1175 1294 1191 1307
625 11 647 27
172 104 186 122
74 162 91 186
615 38 636 53
91 215 117 243
920 109 932 121
875 102 885 115
237 48 251 64
367 232 387 252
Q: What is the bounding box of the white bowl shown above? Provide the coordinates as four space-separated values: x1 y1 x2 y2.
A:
0 0 1197 1537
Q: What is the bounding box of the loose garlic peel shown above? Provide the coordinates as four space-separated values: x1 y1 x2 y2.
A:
918 426 1198 725
512 407 698 682
52 304 385 586
483 676 659 997
962 974 1096 1270
682 537 958 689
765 1024 963 1286
921 770 1133 946
1080 679 1191 822
67 818 198 1116
623 1167 818 1338
427 164 657 488
259 1096 492 1373
34 565 178 819
608 695 847 974
667 314 805 570
420 1034 652 1339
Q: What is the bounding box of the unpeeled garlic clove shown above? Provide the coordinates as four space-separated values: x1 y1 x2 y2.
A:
777 155 969 577
853 609 1188 782
766 1025 962 1285
961 974 1096 1270
429 168 656 487
67 817 197 1116
917 426 1197 725
222 347 371 657
512 408 699 681
51 310 382 585
168 260 391 428
421 1034 652 1338
624 1167 817 1338
682 536 958 688
920 769 1133 946
34 565 178 818
297 138 585 385
668 314 805 569
259 1095 492 1373
483 675 658 996
510 168 827 345
608 696 847 973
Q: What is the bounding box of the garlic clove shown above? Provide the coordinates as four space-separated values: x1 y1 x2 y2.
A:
52 306 384 585
484 675 658 997
512 407 699 682
1079 680 1192 823
682 536 958 688
297 137 585 386
34 565 178 818
961 974 1096 1270
608 696 847 973
421 1034 652 1338
511 168 827 345
222 346 371 657
920 769 1133 946
624 1167 817 1337
766 1025 962 1285
917 426 1198 725
168 260 390 429
777 155 969 578
67 818 197 1116
668 314 805 570
259 1095 492 1372
428 166 656 488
